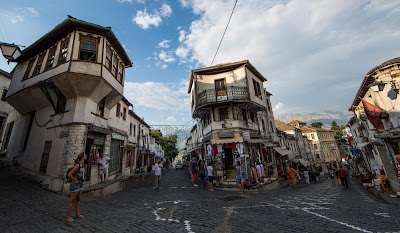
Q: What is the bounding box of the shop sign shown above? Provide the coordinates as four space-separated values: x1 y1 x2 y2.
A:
111 133 124 141
243 131 250 141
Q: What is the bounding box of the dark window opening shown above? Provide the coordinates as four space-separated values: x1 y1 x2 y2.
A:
1 89 7 101
112 54 118 77
105 44 112 70
58 38 69 64
215 78 227 98
23 58 35 80
33 53 46 76
79 37 97 62
2 121 14 150
97 97 106 117
116 103 121 117
45 46 57 71
219 107 229 121
253 79 262 98
40 141 52 173
23 111 35 151
118 62 124 83
130 123 133 136
123 107 127 120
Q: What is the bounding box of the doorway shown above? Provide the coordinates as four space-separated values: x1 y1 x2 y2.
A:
224 148 233 169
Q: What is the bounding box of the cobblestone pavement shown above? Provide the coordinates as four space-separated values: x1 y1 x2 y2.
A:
1 168 400 233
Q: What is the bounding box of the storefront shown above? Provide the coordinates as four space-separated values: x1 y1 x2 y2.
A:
85 125 109 182
110 133 124 175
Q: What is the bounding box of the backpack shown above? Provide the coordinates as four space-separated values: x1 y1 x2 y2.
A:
65 166 78 183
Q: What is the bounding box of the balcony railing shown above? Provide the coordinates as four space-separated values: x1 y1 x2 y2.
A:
196 86 249 108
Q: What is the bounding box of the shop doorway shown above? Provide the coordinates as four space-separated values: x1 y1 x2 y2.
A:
224 148 233 169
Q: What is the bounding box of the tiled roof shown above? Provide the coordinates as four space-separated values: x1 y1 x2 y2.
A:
300 126 332 133
274 120 296 131
288 120 305 125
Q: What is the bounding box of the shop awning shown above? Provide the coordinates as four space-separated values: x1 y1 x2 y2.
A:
273 147 292 156
211 137 243 145
356 142 370 149
299 158 310 167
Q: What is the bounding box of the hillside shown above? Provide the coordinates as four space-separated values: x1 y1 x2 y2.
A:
275 110 353 128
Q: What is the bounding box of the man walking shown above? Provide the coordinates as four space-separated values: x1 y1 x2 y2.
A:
338 166 349 189
288 165 298 188
190 157 199 187
153 159 163 188
96 152 111 182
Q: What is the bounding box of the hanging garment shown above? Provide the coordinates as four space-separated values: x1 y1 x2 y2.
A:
251 167 259 181
207 145 213 155
259 163 266 177
256 164 262 178
217 145 223 153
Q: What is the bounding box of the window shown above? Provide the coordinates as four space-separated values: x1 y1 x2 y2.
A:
118 62 124 83
116 103 121 117
55 91 66 114
130 123 132 136
45 46 57 71
1 89 7 101
219 107 229 121
112 54 118 77
123 107 127 120
253 79 262 98
23 58 35 80
133 124 136 137
105 44 112 70
58 38 69 64
266 99 271 111
79 37 97 61
97 97 106 117
33 53 46 76
215 79 227 100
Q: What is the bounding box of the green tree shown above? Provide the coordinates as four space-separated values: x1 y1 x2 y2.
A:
311 122 323 128
330 121 344 138
150 130 178 163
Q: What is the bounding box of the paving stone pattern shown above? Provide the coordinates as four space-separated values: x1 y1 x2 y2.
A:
1 168 400 233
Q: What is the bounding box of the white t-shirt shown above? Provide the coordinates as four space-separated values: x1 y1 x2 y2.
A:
304 170 309 177
207 165 213 176
97 156 111 169
154 163 163 176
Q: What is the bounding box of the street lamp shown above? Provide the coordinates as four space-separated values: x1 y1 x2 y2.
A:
0 42 23 63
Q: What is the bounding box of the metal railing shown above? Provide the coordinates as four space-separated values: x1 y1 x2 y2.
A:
196 86 249 108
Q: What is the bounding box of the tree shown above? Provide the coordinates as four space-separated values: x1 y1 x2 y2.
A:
330 121 344 138
311 122 323 128
150 130 178 163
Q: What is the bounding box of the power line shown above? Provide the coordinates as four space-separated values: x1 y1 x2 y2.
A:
210 0 238 66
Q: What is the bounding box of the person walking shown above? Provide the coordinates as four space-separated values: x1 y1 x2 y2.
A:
328 168 336 186
338 166 349 189
190 157 199 187
207 162 214 191
153 159 163 188
288 165 298 188
96 152 111 182
198 160 206 188
66 152 87 223
304 168 310 185
236 161 245 193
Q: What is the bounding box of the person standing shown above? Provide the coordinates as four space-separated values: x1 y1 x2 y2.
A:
207 162 215 191
190 157 199 187
96 153 111 182
328 168 336 186
338 166 349 189
66 152 87 223
236 161 245 193
304 169 310 185
153 159 163 188
288 166 298 188
198 160 206 188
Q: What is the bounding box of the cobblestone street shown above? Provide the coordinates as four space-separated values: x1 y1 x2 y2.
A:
1 168 400 233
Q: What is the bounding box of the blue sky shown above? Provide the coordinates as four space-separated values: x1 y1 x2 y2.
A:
1 0 400 126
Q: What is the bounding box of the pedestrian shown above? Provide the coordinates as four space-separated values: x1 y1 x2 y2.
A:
288 165 298 188
96 152 111 182
328 168 336 186
338 166 349 189
304 168 310 185
207 162 214 191
153 159 163 188
236 161 245 193
66 152 86 223
190 157 199 187
198 160 206 188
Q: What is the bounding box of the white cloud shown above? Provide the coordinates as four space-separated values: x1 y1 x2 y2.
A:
116 0 133 3
178 0 400 113
178 30 186 42
132 10 162 29
159 50 175 63
167 116 176 123
175 46 189 60
158 40 170 48
2 12 24 24
124 82 191 113
159 4 173 17
27 8 39 17
179 0 191 8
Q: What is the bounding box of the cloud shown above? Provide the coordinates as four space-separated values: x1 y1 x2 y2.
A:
116 0 133 3
178 30 186 42
158 40 170 48
132 10 162 29
159 4 173 17
159 50 175 63
132 4 172 29
27 8 39 17
178 0 400 113
175 46 189 60
167 116 177 123
1 7 39 24
124 82 191 113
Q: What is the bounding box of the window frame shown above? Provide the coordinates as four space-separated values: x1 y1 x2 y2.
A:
23 58 36 81
79 36 98 62
112 53 118 77
105 43 112 70
32 52 46 76
116 103 121 118
97 97 106 117
45 46 57 71
219 107 229 121
215 78 227 97
58 37 70 64
117 61 124 83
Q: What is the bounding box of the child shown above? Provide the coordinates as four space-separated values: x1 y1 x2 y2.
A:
207 162 214 191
